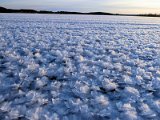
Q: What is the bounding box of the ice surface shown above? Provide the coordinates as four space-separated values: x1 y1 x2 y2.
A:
0 14 160 119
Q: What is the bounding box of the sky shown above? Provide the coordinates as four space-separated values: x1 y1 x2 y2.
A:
0 0 160 14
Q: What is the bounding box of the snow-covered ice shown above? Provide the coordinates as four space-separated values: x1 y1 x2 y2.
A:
0 13 160 119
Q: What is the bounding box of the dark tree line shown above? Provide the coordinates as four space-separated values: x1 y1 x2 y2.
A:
0 6 159 17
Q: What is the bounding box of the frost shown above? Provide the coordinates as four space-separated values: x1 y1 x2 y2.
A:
95 95 109 106
154 100 160 113
102 79 118 91
139 103 156 118
123 75 133 84
0 14 160 119
124 87 140 97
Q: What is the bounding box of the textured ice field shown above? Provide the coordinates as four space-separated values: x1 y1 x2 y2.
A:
0 14 160 120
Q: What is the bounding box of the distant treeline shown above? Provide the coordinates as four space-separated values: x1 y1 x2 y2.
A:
137 14 160 17
0 6 115 15
0 6 160 17
0 6 53 14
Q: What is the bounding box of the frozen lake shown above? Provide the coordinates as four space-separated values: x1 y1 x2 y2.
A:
0 14 160 119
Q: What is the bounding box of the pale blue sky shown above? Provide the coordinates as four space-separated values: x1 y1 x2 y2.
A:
1 0 160 14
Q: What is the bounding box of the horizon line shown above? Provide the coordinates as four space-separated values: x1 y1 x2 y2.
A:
0 6 160 17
